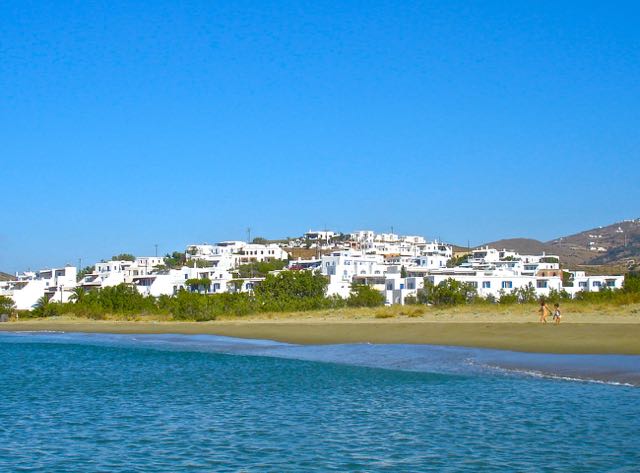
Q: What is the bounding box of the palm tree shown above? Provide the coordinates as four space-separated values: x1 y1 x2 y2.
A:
33 296 54 317
69 287 86 303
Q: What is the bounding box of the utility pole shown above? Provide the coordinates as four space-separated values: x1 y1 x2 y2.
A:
247 227 253 278
154 244 158 257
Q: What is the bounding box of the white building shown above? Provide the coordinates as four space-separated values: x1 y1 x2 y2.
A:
235 244 289 265
321 250 386 298
79 257 162 290
563 271 625 296
186 241 288 268
304 230 336 242
0 266 77 310
426 268 563 300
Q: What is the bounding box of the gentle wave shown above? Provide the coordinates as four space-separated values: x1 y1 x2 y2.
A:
1 331 638 387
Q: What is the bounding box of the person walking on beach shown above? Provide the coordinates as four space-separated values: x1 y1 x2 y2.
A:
538 301 550 324
553 303 561 325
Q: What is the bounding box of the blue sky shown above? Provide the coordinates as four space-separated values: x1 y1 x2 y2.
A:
2 1 639 272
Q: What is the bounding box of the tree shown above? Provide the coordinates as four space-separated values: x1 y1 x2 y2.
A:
400 265 408 278
515 283 537 303
33 296 60 317
112 253 136 261
347 284 385 307
420 278 477 305
251 237 269 245
0 295 15 316
497 289 518 304
254 271 327 301
623 272 640 294
69 287 87 303
234 260 287 278
253 270 329 311
164 251 186 268
185 278 212 293
446 255 469 268
77 265 95 281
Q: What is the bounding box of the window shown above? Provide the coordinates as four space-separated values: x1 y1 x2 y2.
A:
502 281 513 289
537 280 548 288
468 281 478 288
482 281 491 289
593 281 602 287
606 280 616 287
579 281 588 288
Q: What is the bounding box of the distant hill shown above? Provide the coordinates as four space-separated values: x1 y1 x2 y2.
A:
547 219 640 267
0 272 13 281
479 238 549 255
482 218 640 270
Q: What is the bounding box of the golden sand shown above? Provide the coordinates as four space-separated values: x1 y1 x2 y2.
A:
2 303 640 355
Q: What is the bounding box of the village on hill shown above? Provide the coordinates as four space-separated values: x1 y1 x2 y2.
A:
0 228 629 312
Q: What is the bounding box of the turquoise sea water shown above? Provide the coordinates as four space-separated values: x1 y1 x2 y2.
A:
1 332 639 472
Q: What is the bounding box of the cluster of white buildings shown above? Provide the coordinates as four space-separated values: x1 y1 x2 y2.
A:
0 230 627 311
0 266 78 310
185 241 289 269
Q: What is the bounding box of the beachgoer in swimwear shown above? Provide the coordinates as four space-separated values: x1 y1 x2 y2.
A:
553 303 561 325
538 301 550 324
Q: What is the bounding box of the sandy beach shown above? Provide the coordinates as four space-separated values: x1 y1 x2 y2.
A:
2 305 640 354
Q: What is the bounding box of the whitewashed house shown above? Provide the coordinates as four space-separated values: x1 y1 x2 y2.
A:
321 250 386 298
563 271 625 297
186 241 288 268
79 257 164 290
0 266 77 310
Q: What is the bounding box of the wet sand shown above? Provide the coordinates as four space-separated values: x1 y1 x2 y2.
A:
2 316 640 354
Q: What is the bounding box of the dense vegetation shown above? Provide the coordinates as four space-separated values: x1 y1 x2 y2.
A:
233 260 288 278
0 295 15 316
24 271 385 321
417 273 640 307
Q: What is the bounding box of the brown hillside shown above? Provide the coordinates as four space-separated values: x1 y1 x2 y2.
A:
480 238 549 255
482 218 640 270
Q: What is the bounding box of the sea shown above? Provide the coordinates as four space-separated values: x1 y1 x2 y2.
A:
0 331 638 472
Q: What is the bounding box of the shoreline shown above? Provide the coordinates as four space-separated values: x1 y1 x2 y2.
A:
2 316 640 354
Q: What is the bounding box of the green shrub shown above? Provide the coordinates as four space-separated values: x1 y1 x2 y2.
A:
420 279 477 306
347 285 385 308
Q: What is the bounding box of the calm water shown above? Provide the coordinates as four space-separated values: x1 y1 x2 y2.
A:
1 332 639 472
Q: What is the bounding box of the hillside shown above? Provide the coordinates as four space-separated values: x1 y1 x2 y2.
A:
0 272 13 282
478 238 549 255
547 219 640 266
483 218 640 270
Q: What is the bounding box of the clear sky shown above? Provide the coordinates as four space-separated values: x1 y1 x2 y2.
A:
2 1 639 272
